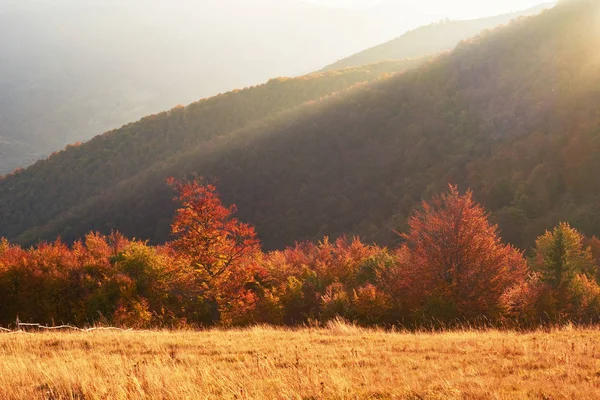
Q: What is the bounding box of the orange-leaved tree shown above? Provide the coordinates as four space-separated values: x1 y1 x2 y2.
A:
167 178 263 325
397 185 527 321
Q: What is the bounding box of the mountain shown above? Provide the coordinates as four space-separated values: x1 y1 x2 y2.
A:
0 1 561 176
0 0 406 174
0 60 417 242
323 3 554 71
1 0 599 252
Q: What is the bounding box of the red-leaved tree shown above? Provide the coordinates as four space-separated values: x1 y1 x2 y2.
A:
397 185 527 321
168 178 263 324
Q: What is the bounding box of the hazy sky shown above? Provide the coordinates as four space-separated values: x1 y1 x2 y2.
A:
311 0 552 19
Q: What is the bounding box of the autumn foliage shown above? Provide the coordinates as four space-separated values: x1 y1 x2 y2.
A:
0 180 599 329
502 222 600 323
168 178 263 324
396 187 528 320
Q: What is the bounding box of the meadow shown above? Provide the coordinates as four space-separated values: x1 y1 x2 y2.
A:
1 322 599 399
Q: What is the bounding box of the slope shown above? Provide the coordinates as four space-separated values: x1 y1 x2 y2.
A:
0 60 416 241
3 0 600 251
323 3 554 71
0 0 401 174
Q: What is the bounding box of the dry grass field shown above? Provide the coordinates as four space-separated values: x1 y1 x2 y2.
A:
1 322 600 399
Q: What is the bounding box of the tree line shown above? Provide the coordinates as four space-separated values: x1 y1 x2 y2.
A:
1 179 599 329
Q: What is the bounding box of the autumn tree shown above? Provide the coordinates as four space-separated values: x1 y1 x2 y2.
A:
168 178 263 324
532 222 596 288
523 223 600 321
398 185 527 321
583 235 600 282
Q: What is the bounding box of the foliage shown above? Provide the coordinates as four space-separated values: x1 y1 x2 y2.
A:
2 181 599 328
532 222 596 287
512 222 600 322
168 178 263 325
169 178 260 279
1 2 600 328
396 186 528 321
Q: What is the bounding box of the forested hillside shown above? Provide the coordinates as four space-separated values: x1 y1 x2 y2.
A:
1 0 599 252
323 3 553 71
0 0 411 174
0 61 417 243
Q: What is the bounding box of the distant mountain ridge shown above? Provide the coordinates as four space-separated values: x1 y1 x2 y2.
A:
0 1 557 175
0 0 397 174
323 2 554 71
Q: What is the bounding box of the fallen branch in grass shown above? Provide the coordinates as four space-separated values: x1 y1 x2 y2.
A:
0 324 135 333
18 323 84 331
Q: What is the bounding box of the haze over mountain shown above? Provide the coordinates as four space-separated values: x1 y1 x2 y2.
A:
324 2 554 71
366 0 552 21
1 0 555 174
0 0 380 174
1 0 599 253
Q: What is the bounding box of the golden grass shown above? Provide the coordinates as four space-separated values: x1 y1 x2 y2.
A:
1 321 600 399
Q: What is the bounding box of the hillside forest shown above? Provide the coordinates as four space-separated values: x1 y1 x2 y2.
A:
1 0 600 330
0 0 396 174
0 1 599 256
1 0 546 174
1 179 600 328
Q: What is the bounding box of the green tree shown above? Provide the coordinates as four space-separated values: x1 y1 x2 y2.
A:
532 222 596 288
